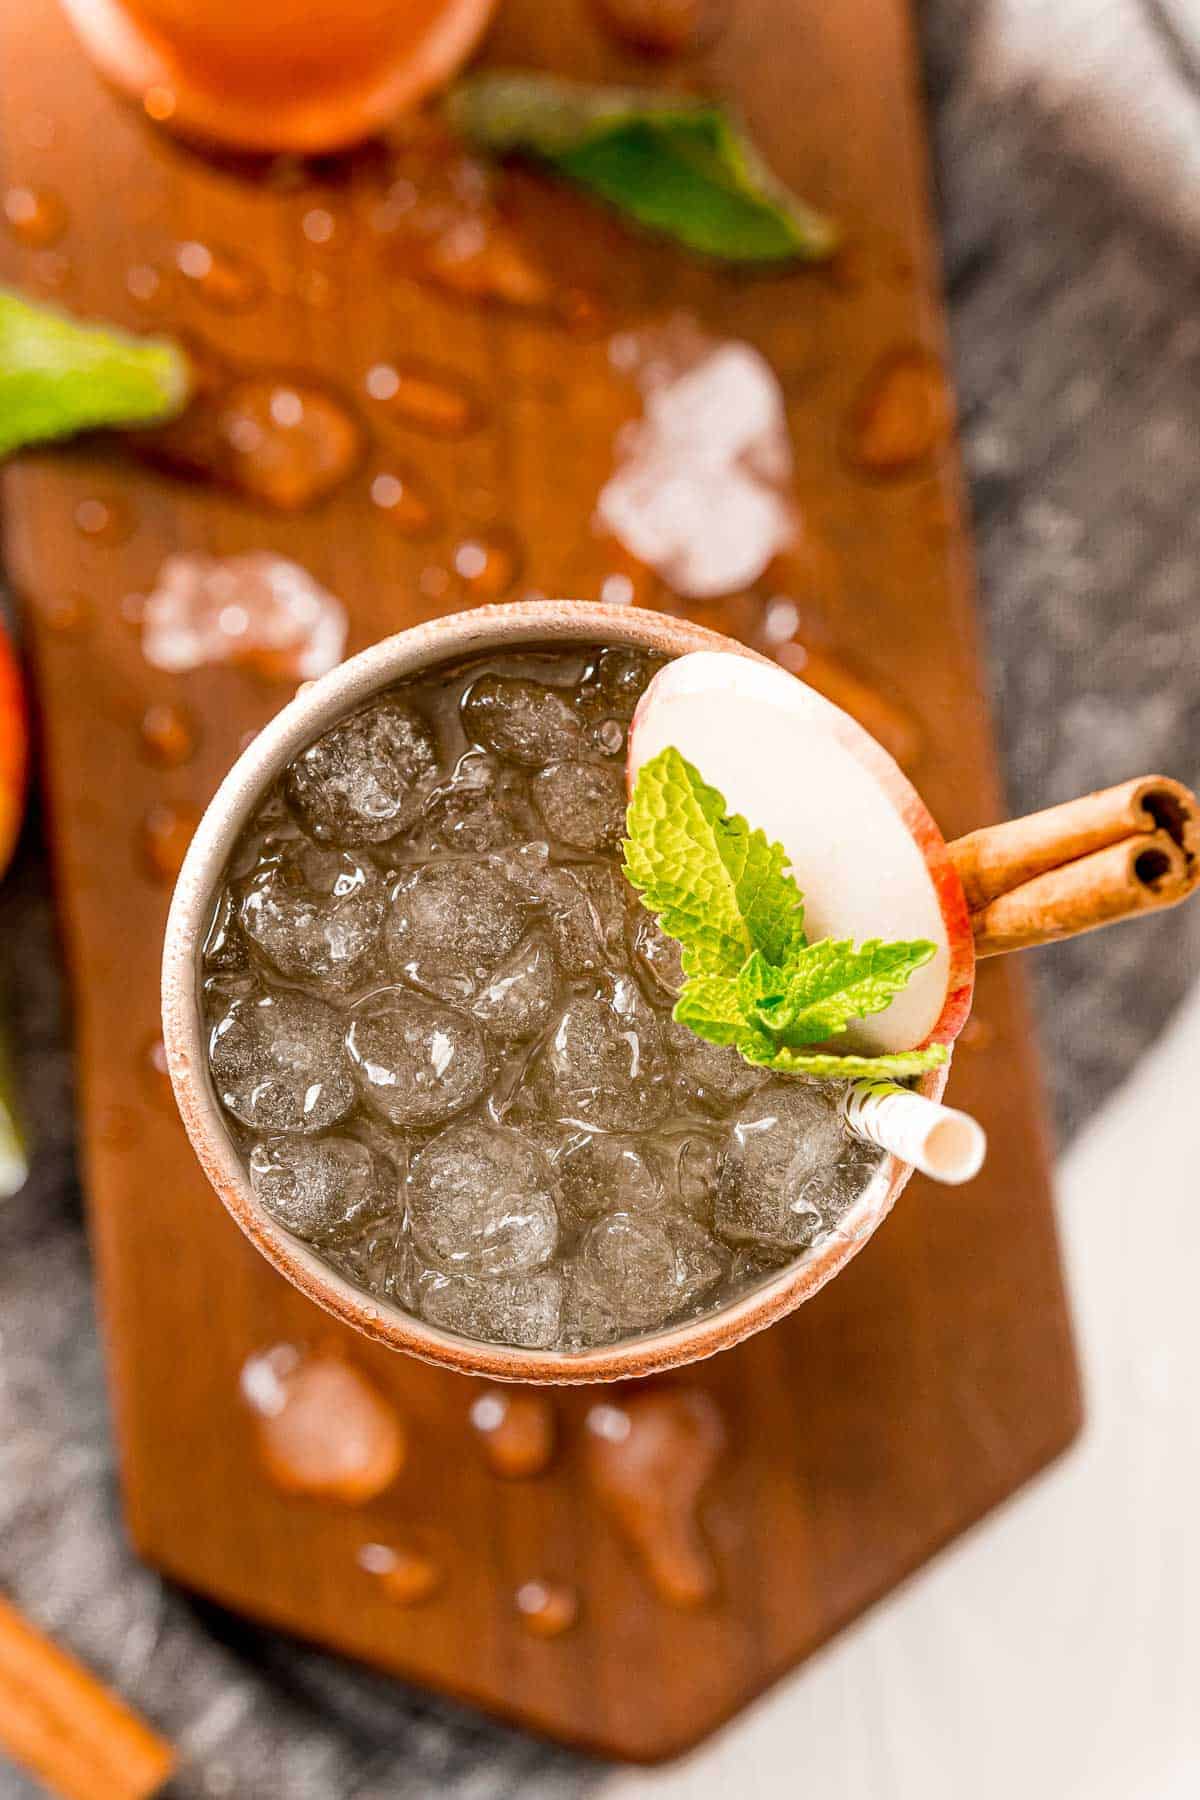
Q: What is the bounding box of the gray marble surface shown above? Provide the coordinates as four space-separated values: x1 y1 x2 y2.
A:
2 2 1199 1793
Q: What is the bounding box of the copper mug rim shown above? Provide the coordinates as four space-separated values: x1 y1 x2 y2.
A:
161 600 950 1384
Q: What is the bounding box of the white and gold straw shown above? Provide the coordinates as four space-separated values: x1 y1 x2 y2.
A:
841 1079 987 1186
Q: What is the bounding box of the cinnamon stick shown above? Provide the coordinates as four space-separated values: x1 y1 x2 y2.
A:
0 1592 175 1800
948 775 1199 910
971 829 1193 958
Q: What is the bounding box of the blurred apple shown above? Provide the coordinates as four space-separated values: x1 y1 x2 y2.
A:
58 0 500 153
0 613 26 878
0 614 28 1199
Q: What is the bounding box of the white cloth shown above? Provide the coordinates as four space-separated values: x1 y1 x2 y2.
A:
979 0 1200 242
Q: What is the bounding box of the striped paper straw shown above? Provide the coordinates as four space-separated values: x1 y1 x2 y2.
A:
841 1079 986 1186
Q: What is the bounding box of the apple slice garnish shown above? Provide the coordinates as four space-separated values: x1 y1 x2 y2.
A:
627 651 974 1055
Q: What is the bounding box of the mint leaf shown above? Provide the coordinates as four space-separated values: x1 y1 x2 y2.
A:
735 949 787 1013
737 1040 949 1080
672 975 745 1045
674 963 948 1076
447 74 837 264
746 937 938 1046
0 289 190 458
628 747 949 1082
624 747 806 978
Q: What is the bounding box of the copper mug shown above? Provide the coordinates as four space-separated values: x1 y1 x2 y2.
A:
161 601 951 1385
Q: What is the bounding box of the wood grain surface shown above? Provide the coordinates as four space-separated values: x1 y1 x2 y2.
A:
0 0 1081 1762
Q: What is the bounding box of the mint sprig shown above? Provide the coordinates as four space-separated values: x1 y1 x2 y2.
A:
447 74 837 264
624 748 948 1081
0 290 190 458
623 746 806 978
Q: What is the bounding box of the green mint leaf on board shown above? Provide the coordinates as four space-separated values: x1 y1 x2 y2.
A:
446 73 837 264
623 746 806 979
0 289 190 458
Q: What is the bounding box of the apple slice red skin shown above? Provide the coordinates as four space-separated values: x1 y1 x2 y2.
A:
627 654 976 1054
0 617 28 881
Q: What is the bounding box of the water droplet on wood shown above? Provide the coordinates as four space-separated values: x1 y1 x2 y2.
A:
175 240 264 312
358 1542 442 1605
584 1388 725 1607
452 528 522 599
140 804 199 882
143 362 363 511
844 347 950 477
469 1389 556 1478
369 468 438 536
142 1034 173 1106
363 176 418 237
761 596 800 645
365 359 481 435
361 128 561 315
599 574 636 607
39 591 90 635
3 185 66 246
591 0 726 53
139 701 197 767
412 214 554 312
301 206 336 245
958 1014 996 1052
74 495 133 544
143 85 177 122
126 262 168 307
241 1346 405 1503
514 1579 578 1637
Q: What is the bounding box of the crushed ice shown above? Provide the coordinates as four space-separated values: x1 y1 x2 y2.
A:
141 551 347 681
596 317 797 598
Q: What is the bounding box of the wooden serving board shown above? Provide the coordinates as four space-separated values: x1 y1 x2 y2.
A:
0 0 1081 1762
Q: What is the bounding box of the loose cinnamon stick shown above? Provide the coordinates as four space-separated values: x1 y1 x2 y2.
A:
971 829 1192 957
948 775 1199 909
0 1592 175 1800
